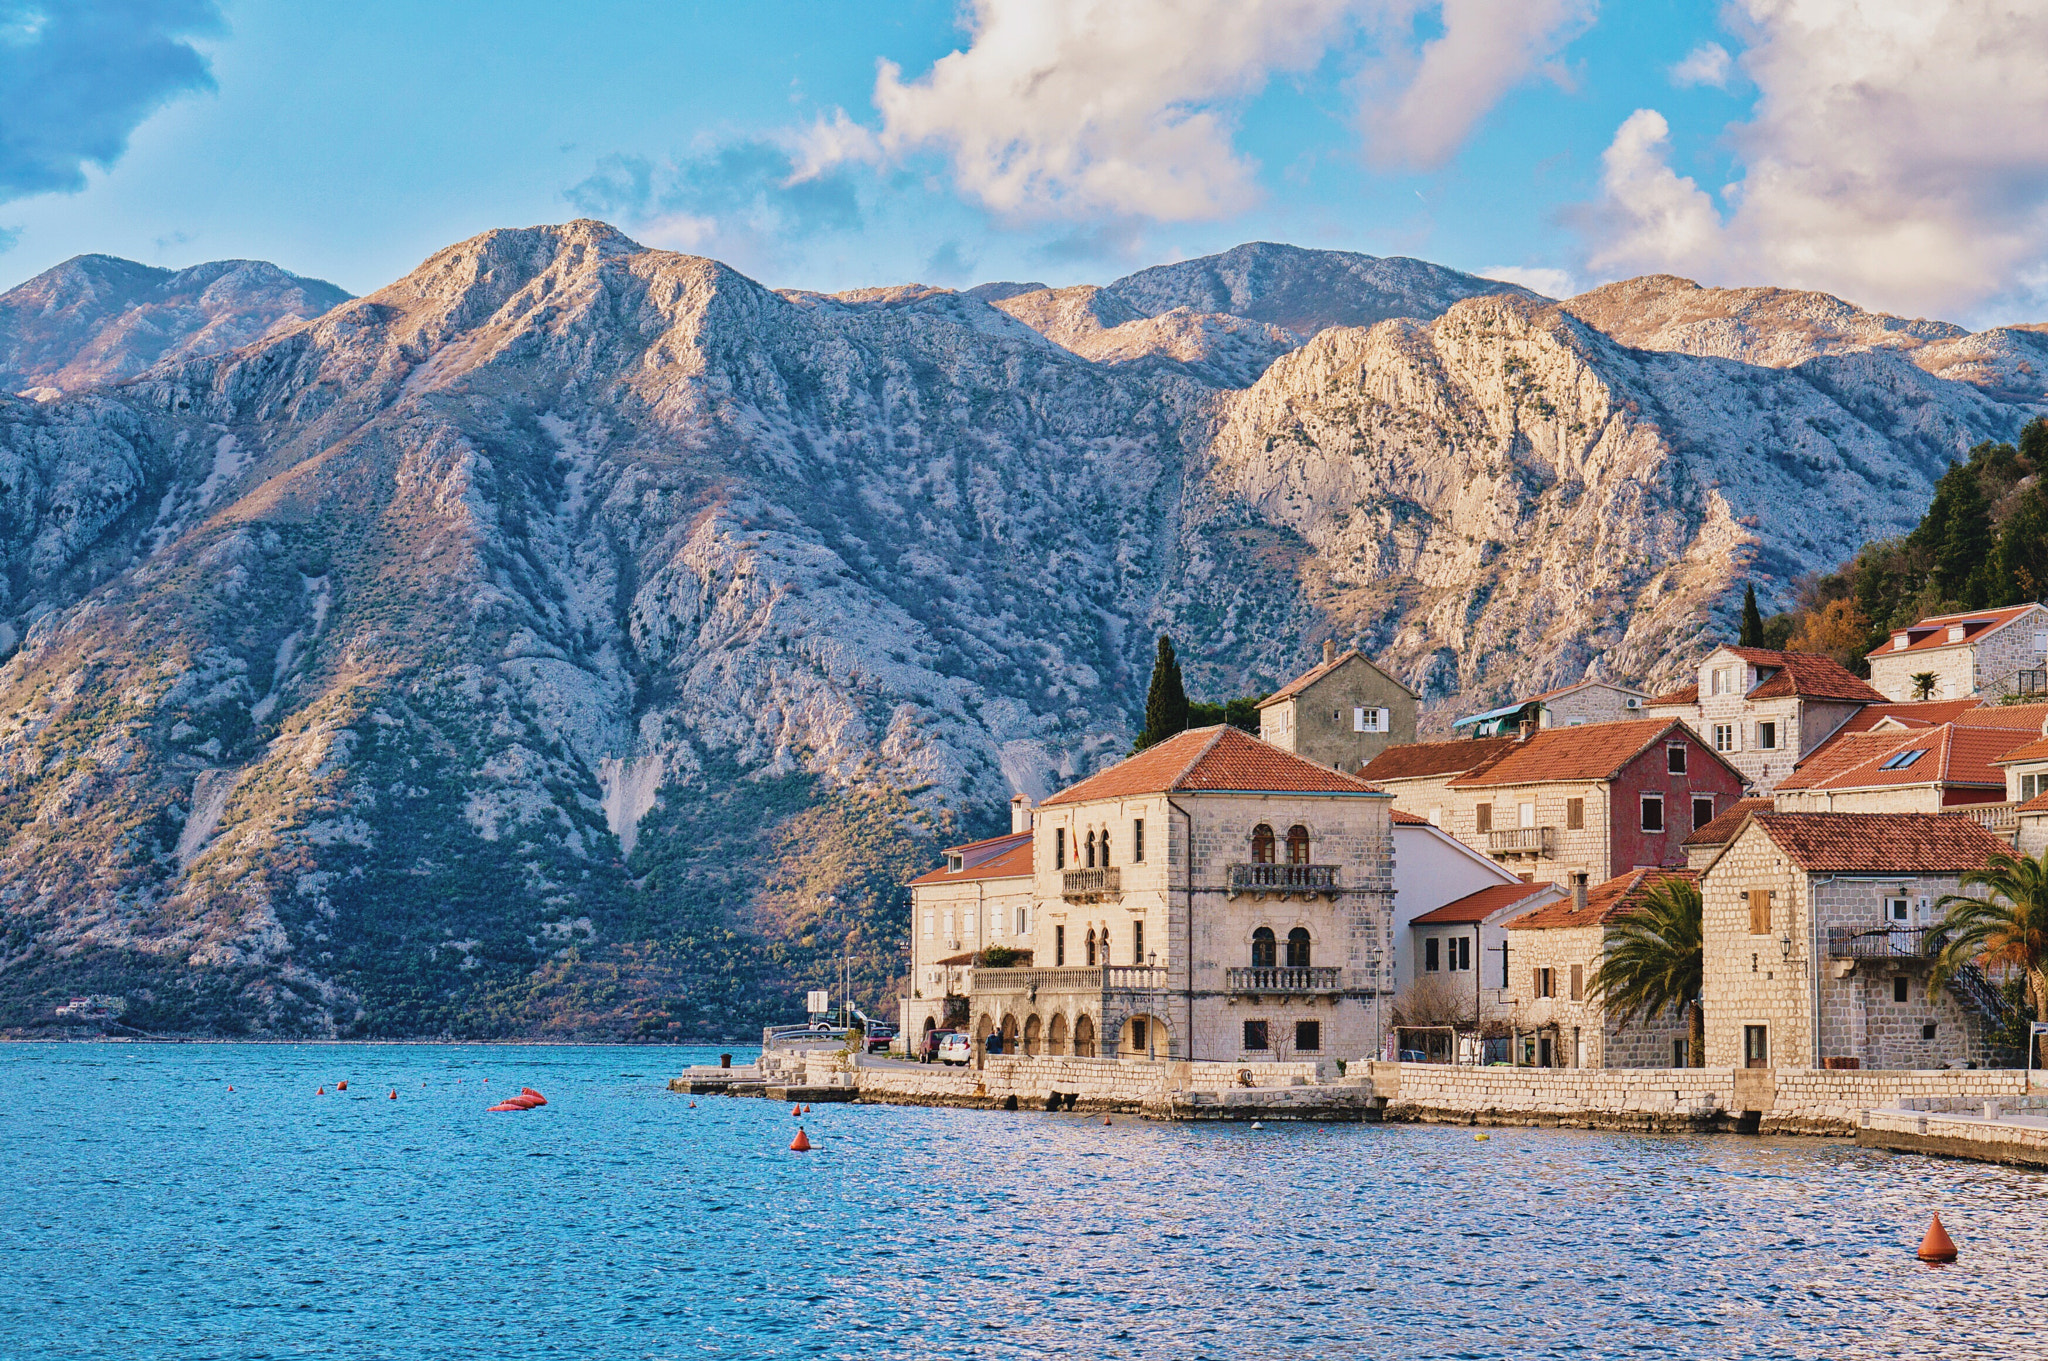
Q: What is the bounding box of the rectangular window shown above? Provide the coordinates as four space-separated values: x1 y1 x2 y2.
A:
1748 889 1772 935
1673 1039 1688 1067
1518 801 1535 829
1133 920 1144 965
1354 706 1383 733
1429 807 1443 827
1055 828 1065 869
1566 797 1584 830
1243 1020 1269 1051
1133 818 1145 862
1475 802 1493 833
1885 896 1909 924
1424 937 1441 973
1693 796 1715 831
1534 967 1554 999
1757 721 1778 751
1667 744 1687 774
1713 723 1737 753
1743 1025 1769 1068
1457 937 1472 972
1893 975 1909 1003
1130 1019 1147 1051
1055 924 1065 966
1570 964 1584 1001
1879 749 1928 770
1500 943 1511 990
2024 773 2043 801
1641 794 1665 833
1294 1020 1321 1053
923 910 935 939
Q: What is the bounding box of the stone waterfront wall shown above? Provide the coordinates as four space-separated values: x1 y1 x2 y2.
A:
846 1053 1330 1112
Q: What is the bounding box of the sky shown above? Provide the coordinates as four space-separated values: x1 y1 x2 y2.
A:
7 1 2048 328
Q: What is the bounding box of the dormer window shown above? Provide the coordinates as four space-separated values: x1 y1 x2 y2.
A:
947 854 963 872
1892 634 1909 650
1947 625 1966 643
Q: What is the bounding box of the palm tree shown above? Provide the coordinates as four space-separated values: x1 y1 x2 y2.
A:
1588 877 1705 1067
1911 671 1940 700
1931 848 2048 1065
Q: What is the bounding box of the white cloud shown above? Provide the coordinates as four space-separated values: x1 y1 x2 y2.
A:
1668 42 1731 88
796 0 1593 223
1363 0 1598 169
1478 265 1577 297
1587 1 2048 322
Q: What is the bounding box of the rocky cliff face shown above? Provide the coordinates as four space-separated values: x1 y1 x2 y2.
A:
0 255 351 397
0 223 2033 1038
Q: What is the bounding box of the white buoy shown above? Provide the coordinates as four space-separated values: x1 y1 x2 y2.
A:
1250 1121 1264 1130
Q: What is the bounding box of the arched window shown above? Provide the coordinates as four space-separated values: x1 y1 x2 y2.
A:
1099 825 1111 867
1251 926 1276 968
1286 824 1310 865
1085 828 1096 868
1251 824 1276 863
1085 927 1097 966
1286 927 1312 967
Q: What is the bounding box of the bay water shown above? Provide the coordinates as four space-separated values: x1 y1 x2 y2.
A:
4 1043 2045 1359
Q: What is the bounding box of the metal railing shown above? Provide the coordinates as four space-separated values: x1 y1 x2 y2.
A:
968 964 1166 996
1486 826 1556 857
1061 866 1120 900
1225 965 1344 993
1226 863 1339 892
1826 926 1932 958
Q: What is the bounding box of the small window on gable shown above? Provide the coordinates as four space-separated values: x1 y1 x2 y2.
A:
948 854 963 871
1748 889 1772 935
1667 744 1687 774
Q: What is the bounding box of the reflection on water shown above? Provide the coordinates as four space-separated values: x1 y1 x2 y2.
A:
3 1043 2045 1359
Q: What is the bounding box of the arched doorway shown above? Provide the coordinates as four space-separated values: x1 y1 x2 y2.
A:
1117 1013 1169 1060
999 1013 1019 1054
1286 927 1312 966
1023 1014 1043 1055
974 1013 995 1052
1048 1013 1069 1055
1073 1014 1096 1057
1251 926 1277 968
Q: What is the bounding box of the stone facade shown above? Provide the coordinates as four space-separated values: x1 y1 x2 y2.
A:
1506 920 1689 1068
1866 604 2048 702
1699 820 2002 1070
1642 646 1878 793
1535 681 1648 728
1256 647 1419 772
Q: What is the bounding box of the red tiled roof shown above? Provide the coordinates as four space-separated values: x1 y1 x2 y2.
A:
1776 724 2014 794
1682 797 1773 846
1997 734 2048 765
908 836 1034 886
1745 811 2011 873
1509 868 1698 930
1718 647 1887 703
1646 683 1700 706
1950 702 2048 732
1254 648 1415 707
1795 699 1986 768
1865 603 2045 659
1447 719 1715 788
1412 881 1558 925
1390 808 1430 825
2021 792 2048 813
1039 726 1384 807
1779 732 1905 789
1359 736 1517 783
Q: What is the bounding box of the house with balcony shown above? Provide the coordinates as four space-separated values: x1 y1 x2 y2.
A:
910 724 1397 1064
1503 867 1699 1069
1865 603 2048 703
1416 719 1745 891
1642 646 1886 793
1388 809 1547 1010
1255 640 1419 772
901 817 1036 1053
1696 811 2014 1070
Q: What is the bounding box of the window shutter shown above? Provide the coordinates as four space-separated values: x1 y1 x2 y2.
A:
1531 967 1540 998
1567 797 1584 830
1748 890 1771 935
1476 803 1493 833
1570 964 1583 1001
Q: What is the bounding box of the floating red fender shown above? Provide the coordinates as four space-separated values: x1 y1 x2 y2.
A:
519 1087 547 1106
487 1100 526 1112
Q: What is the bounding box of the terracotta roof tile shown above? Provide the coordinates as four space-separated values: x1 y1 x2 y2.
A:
1864 603 2045 659
1509 868 1698 930
1949 702 2048 732
2021 792 2048 813
1411 882 1558 925
908 837 1034 886
1747 811 2011 874
1390 808 1430 825
1039 726 1384 807
1447 719 1711 788
1359 736 1517 783
1682 797 1773 846
1777 724 2014 793
1646 683 1700 706
1996 735 2048 765
1719 648 1888 703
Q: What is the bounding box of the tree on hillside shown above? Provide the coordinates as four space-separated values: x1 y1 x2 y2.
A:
1931 461 1995 605
1931 848 2048 1067
1136 634 1189 752
1739 585 1765 647
1992 481 2048 604
1589 878 1705 1068
1787 597 1872 672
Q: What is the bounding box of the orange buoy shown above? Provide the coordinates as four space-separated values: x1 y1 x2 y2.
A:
790 1127 811 1151
1103 1117 1112 1126
227 1086 234 1092
689 1101 697 1108
389 1090 397 1100
316 1086 324 1095
791 1105 803 1117
803 1104 812 1114
519 1088 548 1107
1918 1213 1959 1263
337 1081 347 1091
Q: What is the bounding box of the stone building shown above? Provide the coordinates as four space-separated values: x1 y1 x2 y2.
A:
1375 719 1745 891
1696 811 2013 1071
1683 798 1773 869
1255 642 1419 772
1998 730 2048 856
1451 679 1650 736
1642 646 1886 792
1864 602 2048 703
902 825 1035 1052
1357 736 1516 827
1405 880 1560 1052
1503 868 1698 1068
912 725 1398 1065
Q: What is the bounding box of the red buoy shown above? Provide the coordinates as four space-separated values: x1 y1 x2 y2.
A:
790 1127 811 1151
1103 1117 1112 1126
337 1081 347 1091
316 1087 324 1095
487 1100 525 1112
389 1090 397 1100
1918 1214 1959 1263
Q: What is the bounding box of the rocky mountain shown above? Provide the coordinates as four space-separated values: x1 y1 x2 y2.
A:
0 255 350 398
0 222 2035 1040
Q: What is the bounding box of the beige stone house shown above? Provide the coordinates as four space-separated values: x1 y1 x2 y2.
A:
910 725 1397 1064
1865 602 2048 703
1255 642 1418 772
1357 736 1516 827
1451 678 1650 736
1697 811 2013 1071
1503 867 1699 1068
902 825 1035 1052
1643 646 1885 793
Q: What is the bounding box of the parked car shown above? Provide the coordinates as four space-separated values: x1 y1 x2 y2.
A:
936 1031 972 1066
862 1024 898 1054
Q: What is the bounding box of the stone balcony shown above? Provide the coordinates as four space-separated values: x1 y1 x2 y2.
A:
1486 825 1555 858
1062 866 1121 902
1226 863 1339 899
1225 965 1345 995
969 964 1166 1000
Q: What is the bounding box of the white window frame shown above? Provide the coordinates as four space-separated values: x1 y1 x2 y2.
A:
1641 793 1665 833
1757 720 1778 751
1712 723 1738 753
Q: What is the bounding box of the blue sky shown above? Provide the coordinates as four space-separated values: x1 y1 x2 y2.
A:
6 2 2048 327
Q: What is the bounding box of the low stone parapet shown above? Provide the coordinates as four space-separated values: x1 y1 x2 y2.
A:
1859 1104 2048 1168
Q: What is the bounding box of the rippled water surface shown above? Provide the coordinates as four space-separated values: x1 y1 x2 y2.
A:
5 1044 2047 1359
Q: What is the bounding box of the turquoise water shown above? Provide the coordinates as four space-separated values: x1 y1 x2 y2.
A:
4 1044 2046 1359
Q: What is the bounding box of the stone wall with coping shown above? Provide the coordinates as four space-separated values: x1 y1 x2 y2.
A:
843 1053 1331 1112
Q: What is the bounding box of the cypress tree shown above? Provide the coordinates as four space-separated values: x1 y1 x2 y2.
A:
1935 466 1993 605
1739 585 1765 647
2020 416 2048 474
1993 481 2048 604
1137 634 1190 751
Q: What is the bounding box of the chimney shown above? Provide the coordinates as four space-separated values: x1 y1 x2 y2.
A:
1516 718 1534 741
1009 793 1035 835
1571 874 1588 912
1323 638 1337 665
